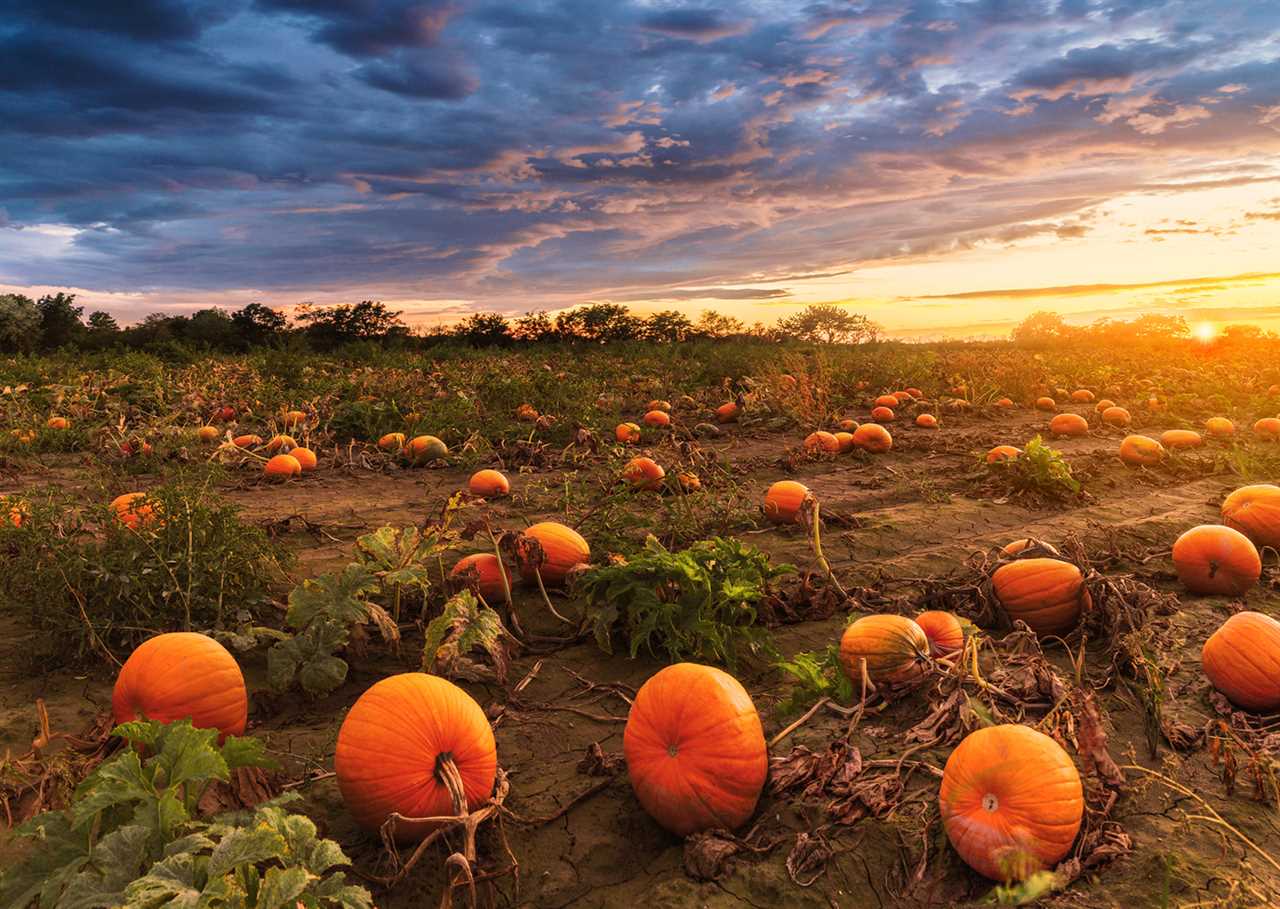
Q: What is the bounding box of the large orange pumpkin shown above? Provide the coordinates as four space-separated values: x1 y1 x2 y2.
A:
1205 417 1235 438
1048 413 1088 437
1070 389 1094 403
469 469 510 497
622 457 666 490
517 522 590 584
336 674 497 841
875 394 899 408
1255 417 1280 440
623 663 767 837
291 447 318 472
450 553 509 601
838 615 930 685
763 480 810 523
915 611 964 656
991 558 1089 636
870 405 895 423
1171 525 1260 596
715 402 739 423
615 422 642 444
853 423 893 453
1160 429 1202 450
112 632 247 740
1100 406 1131 428
643 410 671 428
803 431 841 453
1201 612 1280 711
1118 434 1164 467
940 724 1083 881
264 454 302 480
405 435 448 463
1221 484 1280 550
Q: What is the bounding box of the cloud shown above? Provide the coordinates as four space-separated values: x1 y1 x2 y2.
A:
636 9 751 42
255 0 459 56
357 51 478 99
909 270 1280 302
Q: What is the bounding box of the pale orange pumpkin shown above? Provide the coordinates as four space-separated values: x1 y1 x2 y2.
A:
1221 484 1280 550
516 522 590 584
1172 524 1260 596
1160 429 1202 450
450 553 510 602
803 431 841 453
834 431 855 453
336 674 497 841
1205 417 1235 438
196 426 221 443
232 434 263 449
112 632 247 741
875 394 899 408
991 558 1089 636
870 405 895 423
290 447 318 472
1118 434 1164 467
643 409 671 428
283 410 307 428
469 469 510 497
1093 399 1116 413
622 457 666 490
615 422 642 444
986 445 1021 464
1034 397 1057 412
624 663 767 836
1070 389 1094 403
1048 413 1088 437
1202 612 1280 711
995 397 1015 409
1254 417 1280 440
915 413 939 429
838 615 930 684
916 611 965 656
378 431 406 451
715 402 739 423
940 724 1083 881
265 434 296 453
764 480 810 524
853 423 893 453
1100 406 1131 428
264 454 302 480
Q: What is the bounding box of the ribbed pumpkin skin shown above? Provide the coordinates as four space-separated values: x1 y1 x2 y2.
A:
1048 413 1088 437
839 615 930 684
991 558 1089 636
469 469 510 497
870 406 895 423
336 674 496 841
1222 484 1280 550
451 553 509 601
518 521 590 583
1172 525 1260 596
1202 612 1280 711
916 611 964 656
112 633 247 740
853 423 893 453
1101 406 1131 428
1035 397 1057 412
623 663 767 837
763 480 809 524
940 724 1083 881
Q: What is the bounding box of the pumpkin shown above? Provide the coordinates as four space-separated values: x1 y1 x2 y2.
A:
3 497 27 528
265 434 296 453
46 416 70 430
1093 399 1115 413
1118 434 1164 467
406 435 448 463
291 447 318 472
995 397 1014 409
648 399 673 411
1254 417 1280 440
1201 612 1280 711
120 438 153 457
469 469 510 497
1221 484 1280 550
838 615 930 685
1100 406 1131 428
916 611 964 656
643 409 671 428
1171 524 1260 596
111 492 160 530
906 387 923 398
986 445 1021 464
1205 417 1235 437
336 673 497 841
803 431 841 453
764 480 810 524
875 394 899 408
264 454 302 480
515 403 539 422
283 410 307 428
915 413 938 429
1070 389 1094 403
615 422 642 443
868 405 893 424
715 402 739 423
1048 413 1088 437
834 431 855 453
991 558 1089 636
623 663 767 836
112 632 247 740
1034 397 1057 412
677 472 701 493
232 434 262 449
196 426 221 443
853 423 893 453
450 553 509 602
836 418 859 432
1160 429 1202 450
378 432 406 451
940 724 1083 881
516 522 590 584
212 406 236 422
622 457 666 490
1002 538 1059 556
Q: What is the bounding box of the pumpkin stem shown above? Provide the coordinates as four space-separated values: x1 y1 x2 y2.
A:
533 566 574 625
435 753 468 817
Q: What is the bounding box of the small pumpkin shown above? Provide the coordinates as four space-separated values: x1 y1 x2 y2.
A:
764 480 810 524
378 431 406 451
406 435 448 464
875 394 899 408
1171 524 1260 596
1070 389 1094 403
515 403 539 422
265 434 296 453
1100 406 1131 428
643 410 671 428
624 663 767 836
647 399 672 412
46 416 70 430
196 425 221 443
336 673 497 841
1160 429 1202 450
264 454 302 480
615 422 642 444
1118 434 1164 467
986 445 1021 464
852 423 893 453
212 406 236 422
915 413 939 429
995 397 1014 409
469 469 510 497
803 431 840 453
715 402 739 423
834 431 855 453
232 434 262 449
1048 413 1088 437
1254 417 1280 440
291 447 318 472
112 632 247 740
677 472 701 493
1034 397 1057 412
516 521 590 584
991 558 1089 636
838 615 930 685
1205 417 1235 437
906 387 923 398
870 405 895 423
1201 612 1280 711
836 418 859 432
916 611 964 656
622 457 666 490
1093 399 1115 413
1221 484 1280 550
283 409 307 428
450 553 509 602
111 492 160 530
940 724 1083 881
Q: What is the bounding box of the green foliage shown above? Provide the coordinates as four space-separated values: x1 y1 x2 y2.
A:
775 643 854 716
579 535 793 668
0 719 369 909
422 590 511 682
989 435 1082 502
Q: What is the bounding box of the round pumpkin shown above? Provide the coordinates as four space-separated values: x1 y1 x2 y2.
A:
112 632 247 740
1254 417 1280 440
986 445 1021 464
875 394 899 408
995 397 1014 409
406 435 448 464
853 423 893 453
1070 389 1094 403
623 663 767 837
622 457 665 490
991 558 1089 637
517 522 590 584
265 434 296 454
648 399 672 412
834 431 855 453
1160 429 1202 450
870 405 895 423
1222 484 1280 550
1048 413 1088 437
515 403 539 422
264 454 301 480
111 492 160 530
469 469 510 497
1034 397 1057 412
46 416 70 430
1172 525 1260 596
196 426 221 443
378 432 406 451
838 615 930 685
715 402 739 423
291 447 318 472
615 422 642 444
1100 406 1131 428
1205 417 1235 438
336 673 497 841
764 480 809 524
450 553 509 601
1093 399 1115 413
1002 538 1059 556
803 431 841 453
916 413 939 429
906 387 923 398
1202 612 1280 711
1118 434 1164 467
916 611 964 656
643 410 671 428
940 724 1083 881
232 434 262 449
283 410 307 428
836 418 859 432
677 472 701 493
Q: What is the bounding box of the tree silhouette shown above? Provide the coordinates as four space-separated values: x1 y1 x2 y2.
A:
775 304 879 343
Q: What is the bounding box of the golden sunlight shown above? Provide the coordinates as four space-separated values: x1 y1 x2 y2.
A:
1193 322 1218 343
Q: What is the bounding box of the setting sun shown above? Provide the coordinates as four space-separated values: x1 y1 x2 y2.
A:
1193 322 1218 343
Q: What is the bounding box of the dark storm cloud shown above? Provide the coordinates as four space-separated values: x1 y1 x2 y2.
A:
1 0 1279 310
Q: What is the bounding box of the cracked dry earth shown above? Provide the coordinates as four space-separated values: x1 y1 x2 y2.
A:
2 403 1279 908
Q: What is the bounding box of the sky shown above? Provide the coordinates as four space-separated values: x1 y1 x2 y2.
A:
2 0 1279 339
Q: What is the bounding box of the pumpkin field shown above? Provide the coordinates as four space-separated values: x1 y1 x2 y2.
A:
2 334 1280 909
